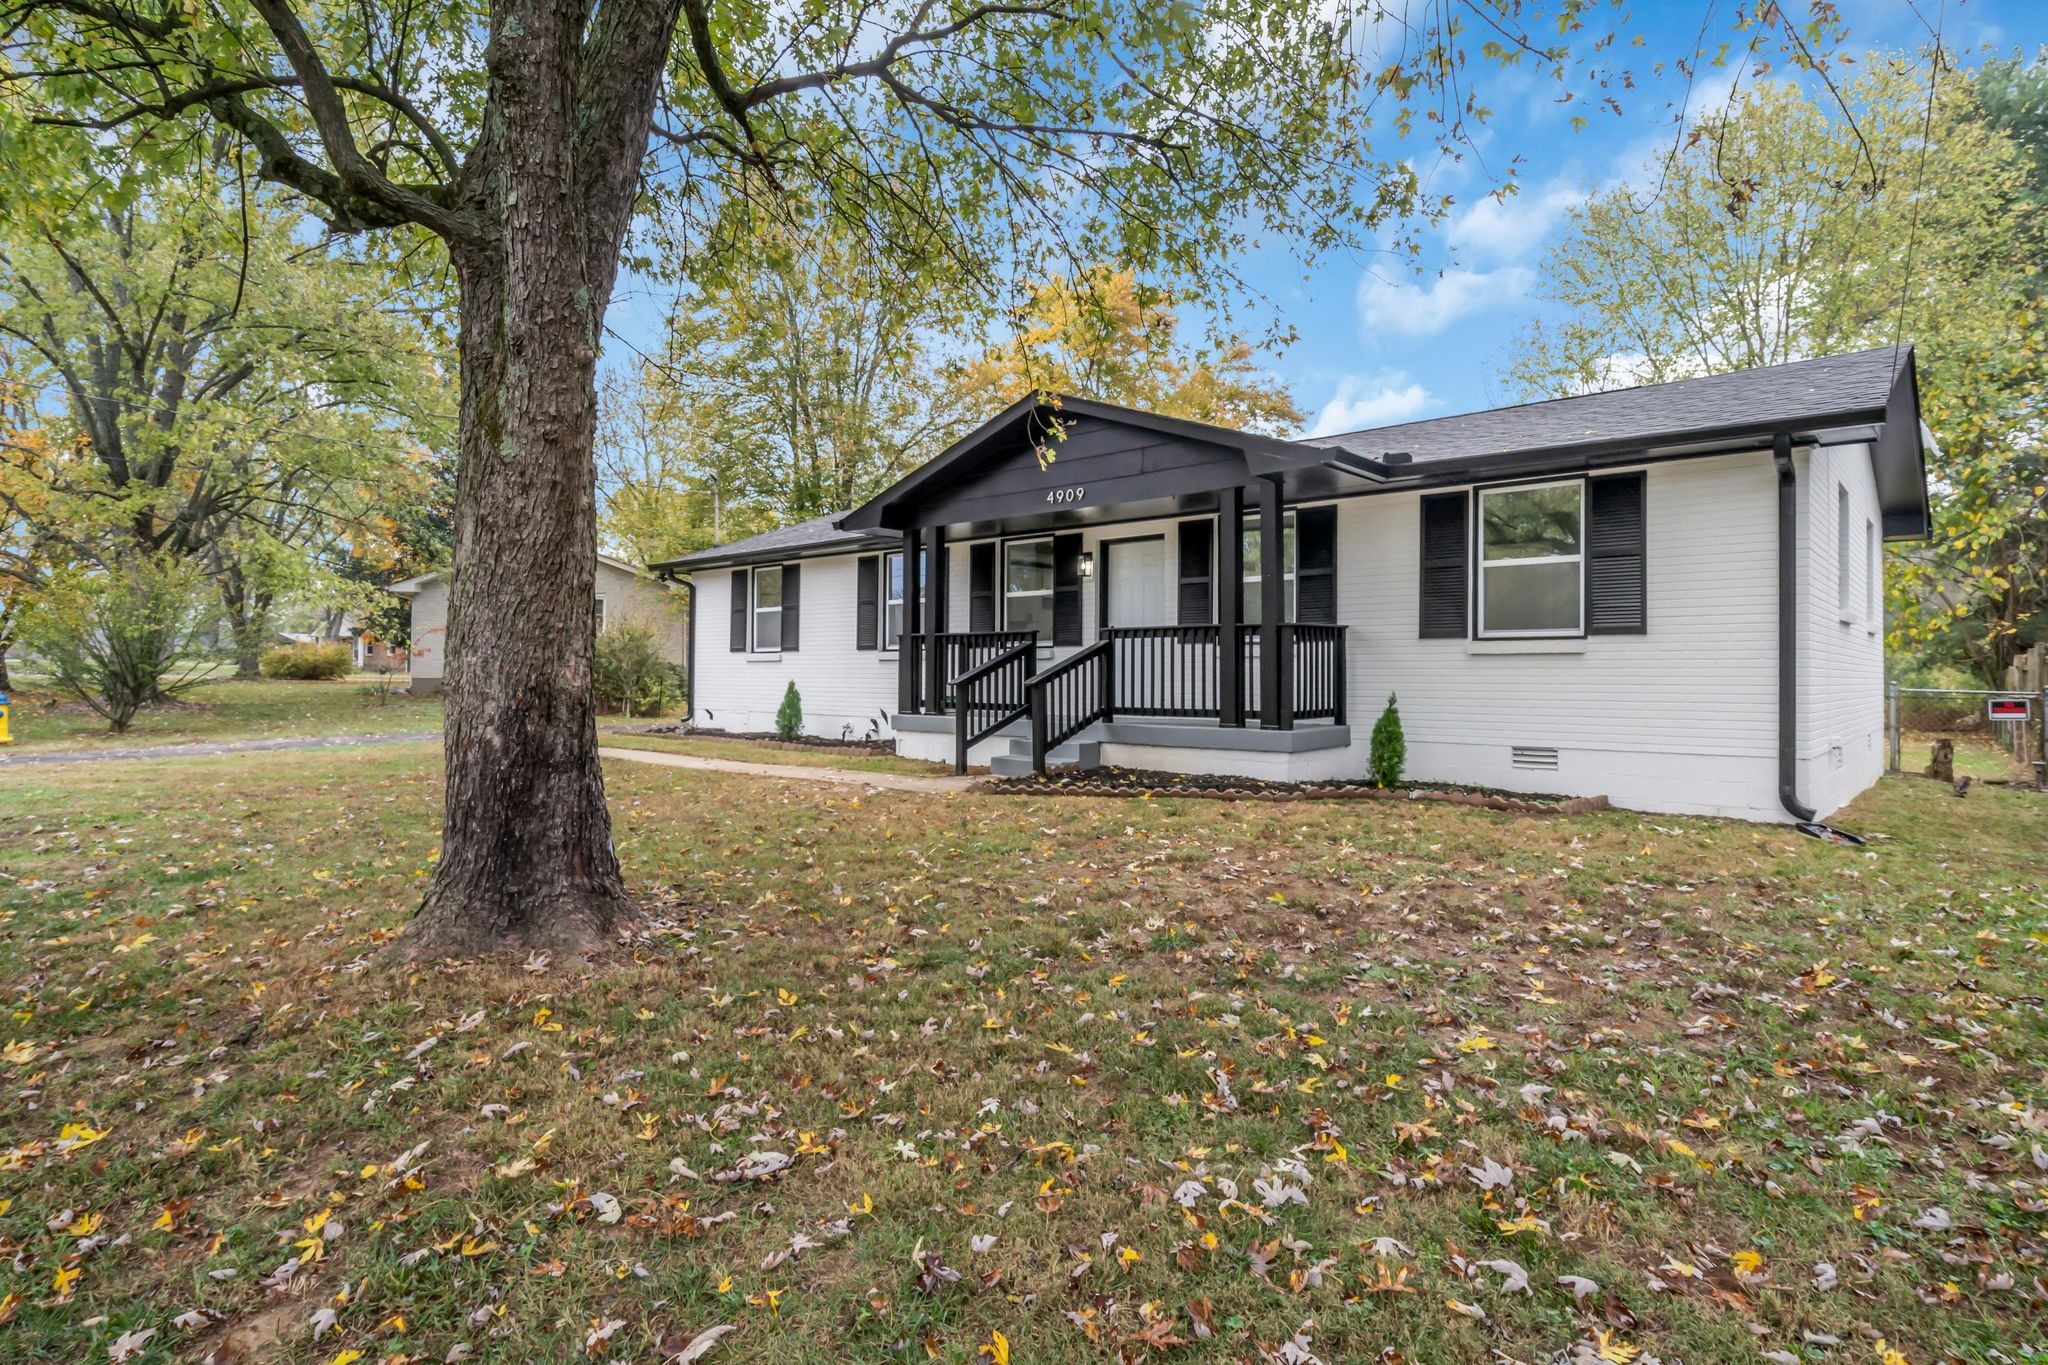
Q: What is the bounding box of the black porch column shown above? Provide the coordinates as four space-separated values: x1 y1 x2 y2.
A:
923 524 948 711
1218 486 1245 726
1257 475 1289 729
897 528 922 714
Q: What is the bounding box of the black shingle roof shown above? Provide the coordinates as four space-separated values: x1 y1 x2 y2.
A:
648 513 895 572
1303 347 1910 464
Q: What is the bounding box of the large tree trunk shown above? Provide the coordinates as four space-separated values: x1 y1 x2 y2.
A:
401 0 673 957
218 569 268 678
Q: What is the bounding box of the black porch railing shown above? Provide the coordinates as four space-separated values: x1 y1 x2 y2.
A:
1288 623 1348 724
952 640 1037 773
932 622 1347 776
1104 625 1221 717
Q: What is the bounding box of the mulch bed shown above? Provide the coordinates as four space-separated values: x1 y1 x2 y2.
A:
977 766 1609 814
627 725 895 757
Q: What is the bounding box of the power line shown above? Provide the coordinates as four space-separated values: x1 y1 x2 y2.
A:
1894 0 1948 366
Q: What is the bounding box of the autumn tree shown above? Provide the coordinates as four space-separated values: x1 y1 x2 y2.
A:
950 267 1303 433
1510 55 2048 682
0 0 1834 953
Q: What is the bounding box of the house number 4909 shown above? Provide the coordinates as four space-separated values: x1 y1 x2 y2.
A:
1045 485 1085 505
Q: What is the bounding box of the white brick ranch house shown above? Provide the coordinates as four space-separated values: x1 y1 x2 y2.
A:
655 348 1934 824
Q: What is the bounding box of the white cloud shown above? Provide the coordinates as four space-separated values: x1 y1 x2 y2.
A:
1447 181 1585 261
1356 265 1534 337
1308 370 1435 436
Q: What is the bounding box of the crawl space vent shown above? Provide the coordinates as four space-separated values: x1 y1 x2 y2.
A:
1511 746 1560 772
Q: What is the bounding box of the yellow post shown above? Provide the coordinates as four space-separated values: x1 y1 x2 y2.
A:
0 692 10 745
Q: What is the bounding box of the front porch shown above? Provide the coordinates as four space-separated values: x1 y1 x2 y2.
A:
838 396 1363 777
894 622 1349 775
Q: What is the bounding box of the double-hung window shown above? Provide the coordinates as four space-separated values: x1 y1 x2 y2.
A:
1477 480 1584 637
1003 538 1054 638
594 596 608 633
1241 518 1297 625
881 551 924 650
752 565 784 651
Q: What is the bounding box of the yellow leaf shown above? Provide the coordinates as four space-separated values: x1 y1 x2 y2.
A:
1457 1032 1496 1054
51 1263 80 1300
979 1329 1010 1364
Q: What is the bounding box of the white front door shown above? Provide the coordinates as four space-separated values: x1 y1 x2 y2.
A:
1104 538 1170 629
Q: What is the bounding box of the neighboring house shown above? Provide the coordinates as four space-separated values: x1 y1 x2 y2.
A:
389 554 686 696
654 346 1934 824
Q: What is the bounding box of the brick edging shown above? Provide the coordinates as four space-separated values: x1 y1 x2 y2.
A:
973 781 1608 815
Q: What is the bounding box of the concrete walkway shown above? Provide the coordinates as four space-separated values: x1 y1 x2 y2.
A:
599 746 977 794
0 730 440 766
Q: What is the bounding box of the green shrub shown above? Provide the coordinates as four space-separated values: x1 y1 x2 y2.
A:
1368 692 1405 787
775 680 804 740
19 555 218 732
594 621 683 717
259 641 353 680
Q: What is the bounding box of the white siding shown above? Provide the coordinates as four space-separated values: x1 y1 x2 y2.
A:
1339 452 1784 819
405 580 448 689
689 557 901 740
1798 442 1887 817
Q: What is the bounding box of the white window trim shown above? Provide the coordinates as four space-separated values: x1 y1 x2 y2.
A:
1476 478 1585 639
1002 536 1055 639
594 595 608 634
1865 517 1879 634
881 551 905 653
1836 483 1855 623
752 564 784 653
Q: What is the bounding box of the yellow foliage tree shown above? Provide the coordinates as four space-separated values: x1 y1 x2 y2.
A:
949 268 1303 435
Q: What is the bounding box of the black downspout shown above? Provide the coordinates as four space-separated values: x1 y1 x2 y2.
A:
1774 435 1817 822
681 577 696 723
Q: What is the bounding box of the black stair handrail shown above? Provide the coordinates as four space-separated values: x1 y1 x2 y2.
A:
928 629 1038 713
952 640 1037 773
1025 639 1114 773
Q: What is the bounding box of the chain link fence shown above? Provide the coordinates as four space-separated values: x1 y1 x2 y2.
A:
1887 683 2046 785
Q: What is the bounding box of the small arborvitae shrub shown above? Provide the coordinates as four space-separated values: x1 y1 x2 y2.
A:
1369 692 1405 787
775 680 804 740
259 641 353 680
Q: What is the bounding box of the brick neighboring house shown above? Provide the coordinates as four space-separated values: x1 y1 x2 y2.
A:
387 554 686 696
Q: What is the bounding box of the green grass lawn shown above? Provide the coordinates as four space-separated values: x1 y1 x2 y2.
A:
602 730 953 776
0 746 2042 1363
0 677 443 751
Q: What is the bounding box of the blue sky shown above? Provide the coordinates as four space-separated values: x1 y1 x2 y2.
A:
1255 0 2046 438
604 2 2047 439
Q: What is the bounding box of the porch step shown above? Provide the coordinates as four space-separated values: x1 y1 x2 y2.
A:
988 734 1100 778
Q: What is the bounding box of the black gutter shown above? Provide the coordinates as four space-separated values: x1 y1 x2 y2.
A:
1773 433 1817 824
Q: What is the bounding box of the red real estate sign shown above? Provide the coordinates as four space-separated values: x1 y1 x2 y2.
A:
1988 697 2032 721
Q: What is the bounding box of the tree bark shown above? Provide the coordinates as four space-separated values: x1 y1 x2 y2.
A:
218 568 268 678
400 0 675 957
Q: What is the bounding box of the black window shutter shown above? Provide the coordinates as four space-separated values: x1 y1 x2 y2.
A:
1588 472 1647 634
1295 505 1337 624
781 563 801 651
1176 520 1213 625
1418 491 1469 638
855 555 879 650
729 568 749 652
968 543 996 631
1052 533 1084 645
